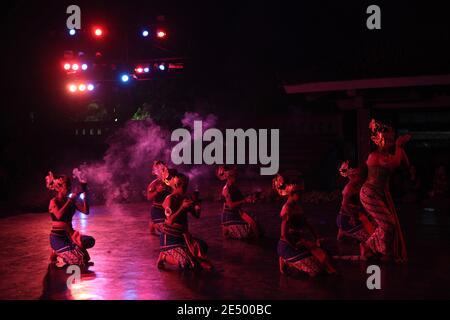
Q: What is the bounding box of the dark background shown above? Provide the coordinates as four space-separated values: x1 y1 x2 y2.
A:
1 1 450 212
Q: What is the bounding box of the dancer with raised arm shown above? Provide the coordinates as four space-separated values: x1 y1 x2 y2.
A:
336 161 373 242
157 171 213 270
274 173 337 277
46 172 95 269
217 165 260 240
359 119 410 262
147 161 172 235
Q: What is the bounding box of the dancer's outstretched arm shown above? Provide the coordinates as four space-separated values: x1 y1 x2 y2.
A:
164 197 192 224
49 194 77 220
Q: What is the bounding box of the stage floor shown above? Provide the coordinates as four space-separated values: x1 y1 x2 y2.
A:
1 200 449 299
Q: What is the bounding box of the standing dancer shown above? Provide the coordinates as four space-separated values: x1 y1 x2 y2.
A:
46 172 95 269
216 165 260 240
336 161 373 242
147 161 172 235
157 172 213 270
273 174 337 276
359 119 410 262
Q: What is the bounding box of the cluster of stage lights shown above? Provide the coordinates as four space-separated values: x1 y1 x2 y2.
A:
141 29 167 39
120 63 169 83
65 25 170 90
68 27 167 39
67 82 95 93
63 62 89 72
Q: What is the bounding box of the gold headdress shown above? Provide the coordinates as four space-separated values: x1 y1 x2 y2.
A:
45 171 69 192
216 165 237 181
338 161 359 177
272 172 304 197
369 118 393 148
153 160 170 182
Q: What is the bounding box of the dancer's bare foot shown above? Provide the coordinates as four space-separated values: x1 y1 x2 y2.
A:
157 253 165 269
359 243 373 260
337 229 345 241
279 257 288 274
326 267 338 275
380 255 393 262
49 250 57 262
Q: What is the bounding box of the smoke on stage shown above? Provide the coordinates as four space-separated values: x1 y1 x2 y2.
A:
73 112 218 206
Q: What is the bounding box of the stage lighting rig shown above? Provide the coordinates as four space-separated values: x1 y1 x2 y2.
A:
156 29 167 39
67 82 95 93
62 61 90 73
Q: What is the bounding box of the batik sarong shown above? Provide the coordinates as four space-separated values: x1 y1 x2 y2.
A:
277 239 321 277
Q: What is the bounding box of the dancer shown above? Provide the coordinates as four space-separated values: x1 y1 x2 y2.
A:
336 161 373 242
217 165 260 240
274 173 337 276
46 172 95 269
157 172 213 270
359 119 410 262
147 161 172 235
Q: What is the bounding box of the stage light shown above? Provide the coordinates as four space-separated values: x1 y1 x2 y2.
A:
142 30 149 37
69 29 76 36
135 67 144 73
158 64 166 71
64 63 71 70
144 67 150 73
81 63 88 70
156 30 166 38
93 27 103 37
72 63 79 71
68 84 77 92
78 84 86 92
121 74 130 82
79 193 85 200
87 84 95 91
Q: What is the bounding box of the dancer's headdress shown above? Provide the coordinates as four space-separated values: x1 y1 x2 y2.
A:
162 168 179 186
216 165 237 181
272 171 304 197
338 161 359 177
369 118 393 148
153 160 169 180
45 171 70 192
168 171 189 192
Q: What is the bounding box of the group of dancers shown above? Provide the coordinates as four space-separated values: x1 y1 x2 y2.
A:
45 118 411 277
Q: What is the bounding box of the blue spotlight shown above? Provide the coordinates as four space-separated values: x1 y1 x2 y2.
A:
81 63 88 70
158 64 166 71
121 74 130 82
142 30 149 37
144 67 150 73
87 84 95 91
69 29 76 36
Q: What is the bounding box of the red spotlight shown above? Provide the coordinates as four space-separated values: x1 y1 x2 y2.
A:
68 84 77 93
93 27 104 37
135 67 144 73
156 30 167 38
78 84 86 92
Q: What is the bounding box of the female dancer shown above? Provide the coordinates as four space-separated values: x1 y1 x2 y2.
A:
274 174 337 276
359 119 410 262
157 172 213 270
147 161 172 235
336 161 373 242
217 165 260 240
46 172 95 268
